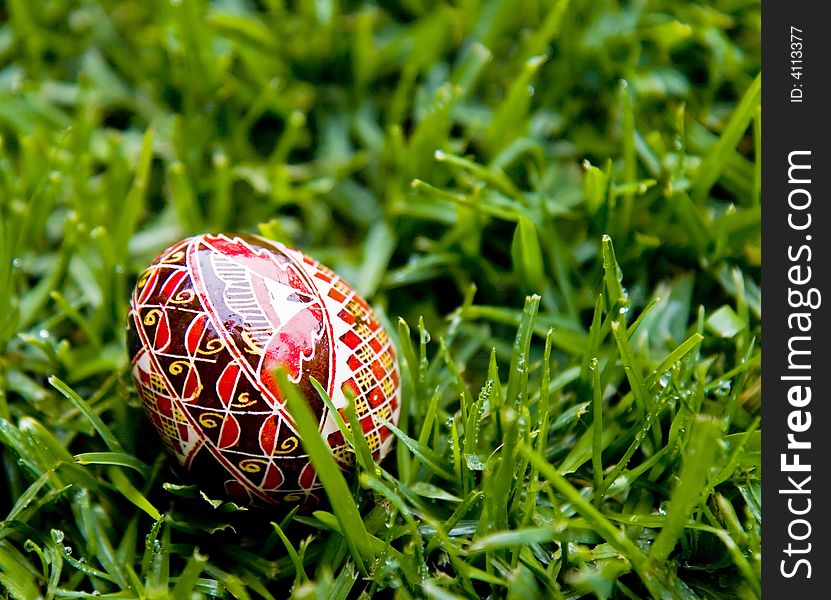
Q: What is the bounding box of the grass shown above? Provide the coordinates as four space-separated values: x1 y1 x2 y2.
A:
0 0 760 598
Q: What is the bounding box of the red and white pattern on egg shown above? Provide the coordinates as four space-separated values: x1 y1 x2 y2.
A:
127 233 400 507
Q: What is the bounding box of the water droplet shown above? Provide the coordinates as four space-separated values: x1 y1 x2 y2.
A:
465 454 486 470
115 264 125 274
618 306 629 315
659 371 671 388
38 329 49 339
715 380 732 397
12 257 22 268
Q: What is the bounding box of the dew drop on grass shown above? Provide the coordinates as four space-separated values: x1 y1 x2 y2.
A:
659 371 671 388
447 313 462 333
12 257 22 268
38 329 49 339
464 454 485 471
715 380 732 397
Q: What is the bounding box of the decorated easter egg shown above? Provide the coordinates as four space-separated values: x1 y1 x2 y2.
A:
127 233 400 508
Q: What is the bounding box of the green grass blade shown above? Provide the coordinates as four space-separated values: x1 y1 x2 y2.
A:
270 521 308 585
49 377 124 453
504 295 539 408
692 73 761 203
649 414 722 564
73 452 148 476
172 550 208 600
609 320 650 415
519 443 666 598
107 467 160 521
275 368 374 573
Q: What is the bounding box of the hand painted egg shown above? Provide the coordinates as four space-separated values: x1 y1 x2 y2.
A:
127 233 401 508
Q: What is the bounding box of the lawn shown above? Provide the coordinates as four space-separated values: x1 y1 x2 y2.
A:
0 0 761 598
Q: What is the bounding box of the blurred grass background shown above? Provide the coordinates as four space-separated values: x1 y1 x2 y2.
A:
0 0 760 598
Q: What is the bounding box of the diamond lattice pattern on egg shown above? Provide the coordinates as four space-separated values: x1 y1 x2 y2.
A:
127 233 401 507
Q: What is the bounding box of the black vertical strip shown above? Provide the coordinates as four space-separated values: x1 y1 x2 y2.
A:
762 1 830 595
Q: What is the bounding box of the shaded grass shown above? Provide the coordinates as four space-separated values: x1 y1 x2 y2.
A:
0 0 760 598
